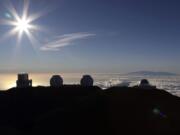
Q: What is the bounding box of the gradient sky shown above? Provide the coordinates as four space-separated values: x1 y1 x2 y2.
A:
0 0 180 74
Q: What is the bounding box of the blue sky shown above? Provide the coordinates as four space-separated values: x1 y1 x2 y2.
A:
0 0 180 73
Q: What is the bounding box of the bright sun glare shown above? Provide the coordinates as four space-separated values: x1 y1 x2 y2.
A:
15 18 30 33
0 0 42 44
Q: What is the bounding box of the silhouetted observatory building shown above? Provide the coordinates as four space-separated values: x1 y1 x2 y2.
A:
16 73 32 88
138 79 156 89
80 75 94 86
50 75 63 87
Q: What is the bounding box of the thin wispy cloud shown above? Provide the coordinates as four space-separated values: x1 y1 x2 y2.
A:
40 32 96 51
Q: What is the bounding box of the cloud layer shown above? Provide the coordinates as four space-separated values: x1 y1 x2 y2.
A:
40 32 95 51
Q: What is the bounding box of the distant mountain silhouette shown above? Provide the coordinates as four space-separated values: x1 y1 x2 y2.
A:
127 71 177 76
0 85 179 135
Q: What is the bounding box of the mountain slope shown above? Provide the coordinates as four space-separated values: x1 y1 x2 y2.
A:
127 71 177 76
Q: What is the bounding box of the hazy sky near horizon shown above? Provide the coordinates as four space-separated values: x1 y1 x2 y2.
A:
0 0 180 73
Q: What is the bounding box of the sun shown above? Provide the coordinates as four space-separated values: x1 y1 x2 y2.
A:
15 18 31 33
0 0 42 44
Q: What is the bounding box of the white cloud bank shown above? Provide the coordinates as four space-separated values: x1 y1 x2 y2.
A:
40 32 96 51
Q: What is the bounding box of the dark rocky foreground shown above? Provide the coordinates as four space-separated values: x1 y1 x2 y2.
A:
0 86 180 135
